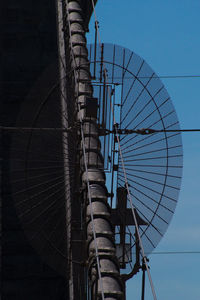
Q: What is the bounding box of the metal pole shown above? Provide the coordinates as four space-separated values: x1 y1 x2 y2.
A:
63 0 124 299
141 262 146 300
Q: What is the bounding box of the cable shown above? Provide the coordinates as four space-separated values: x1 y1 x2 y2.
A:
116 129 158 300
96 75 200 79
2 126 200 134
2 75 200 83
0 126 75 132
2 125 200 135
151 251 200 255
117 128 200 135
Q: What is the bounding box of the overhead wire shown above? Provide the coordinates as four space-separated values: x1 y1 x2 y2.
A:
1 125 200 134
151 251 200 255
2 74 200 84
116 129 158 300
0 126 75 132
97 74 200 79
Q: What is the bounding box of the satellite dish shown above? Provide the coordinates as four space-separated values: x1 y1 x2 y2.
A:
8 43 183 277
88 43 183 274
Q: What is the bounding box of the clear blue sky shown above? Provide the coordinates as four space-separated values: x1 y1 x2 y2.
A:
87 1 200 299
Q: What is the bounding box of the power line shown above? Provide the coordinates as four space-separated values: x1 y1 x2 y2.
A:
2 75 200 83
2 126 200 136
116 128 200 135
106 75 200 79
0 126 73 132
151 251 200 255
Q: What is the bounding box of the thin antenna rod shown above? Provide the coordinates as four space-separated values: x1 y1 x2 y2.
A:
141 262 146 300
93 21 99 79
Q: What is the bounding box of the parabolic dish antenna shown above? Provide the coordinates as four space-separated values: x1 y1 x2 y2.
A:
8 43 183 276
88 43 183 273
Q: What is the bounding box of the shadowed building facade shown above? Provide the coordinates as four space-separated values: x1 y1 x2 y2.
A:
0 1 96 299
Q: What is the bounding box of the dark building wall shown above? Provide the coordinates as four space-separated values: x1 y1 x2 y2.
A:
1 0 58 125
0 1 96 299
0 1 68 299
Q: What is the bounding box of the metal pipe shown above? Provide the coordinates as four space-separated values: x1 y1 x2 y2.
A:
141 264 146 300
65 0 124 299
